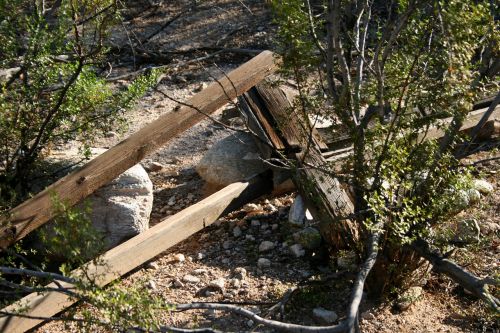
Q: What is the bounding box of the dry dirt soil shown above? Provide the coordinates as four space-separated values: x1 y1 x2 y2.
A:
31 1 499 332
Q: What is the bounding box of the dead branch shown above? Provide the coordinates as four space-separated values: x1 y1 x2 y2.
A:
0 267 76 284
411 238 499 311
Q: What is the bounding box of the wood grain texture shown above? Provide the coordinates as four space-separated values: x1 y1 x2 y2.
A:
250 83 359 248
0 174 271 333
0 51 278 248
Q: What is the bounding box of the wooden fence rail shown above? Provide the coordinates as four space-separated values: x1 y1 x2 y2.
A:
0 51 278 249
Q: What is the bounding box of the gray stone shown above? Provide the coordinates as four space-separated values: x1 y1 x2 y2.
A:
46 161 153 252
293 227 322 250
473 179 494 194
208 278 226 291
312 307 338 324
288 195 306 226
182 274 200 284
289 244 305 258
259 241 275 252
233 226 243 238
466 188 481 204
257 258 271 269
196 132 267 187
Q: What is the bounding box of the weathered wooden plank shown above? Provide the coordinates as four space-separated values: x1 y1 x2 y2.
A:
251 83 359 249
0 173 272 333
241 89 286 150
322 105 500 163
0 51 278 249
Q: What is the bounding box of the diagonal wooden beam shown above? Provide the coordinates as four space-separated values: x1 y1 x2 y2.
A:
0 172 273 333
0 51 278 249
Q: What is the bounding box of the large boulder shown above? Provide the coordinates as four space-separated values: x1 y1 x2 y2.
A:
34 148 153 253
81 164 153 249
196 132 267 188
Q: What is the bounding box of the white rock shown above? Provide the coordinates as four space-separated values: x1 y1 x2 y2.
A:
78 163 153 250
257 258 271 269
244 204 261 212
259 241 275 252
182 274 200 284
192 268 208 275
289 244 305 258
312 307 338 324
233 226 242 238
246 320 254 327
145 261 159 270
288 195 306 226
473 179 494 194
208 278 226 290
196 252 205 260
305 209 314 221
233 267 247 280
229 278 241 288
173 253 185 263
466 188 481 204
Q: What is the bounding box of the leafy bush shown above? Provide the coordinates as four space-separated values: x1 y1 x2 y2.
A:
0 0 157 209
270 0 498 294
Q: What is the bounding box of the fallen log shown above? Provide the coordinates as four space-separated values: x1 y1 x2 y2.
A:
0 172 273 333
0 50 278 249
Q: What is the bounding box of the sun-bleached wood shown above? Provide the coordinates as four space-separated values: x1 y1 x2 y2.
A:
0 51 278 248
0 175 272 333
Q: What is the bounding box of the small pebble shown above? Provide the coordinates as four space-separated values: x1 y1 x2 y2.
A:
259 241 275 252
145 261 159 270
182 274 200 284
257 258 271 268
233 226 242 237
173 253 185 263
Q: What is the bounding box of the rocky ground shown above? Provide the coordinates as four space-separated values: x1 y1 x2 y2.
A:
31 0 499 332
